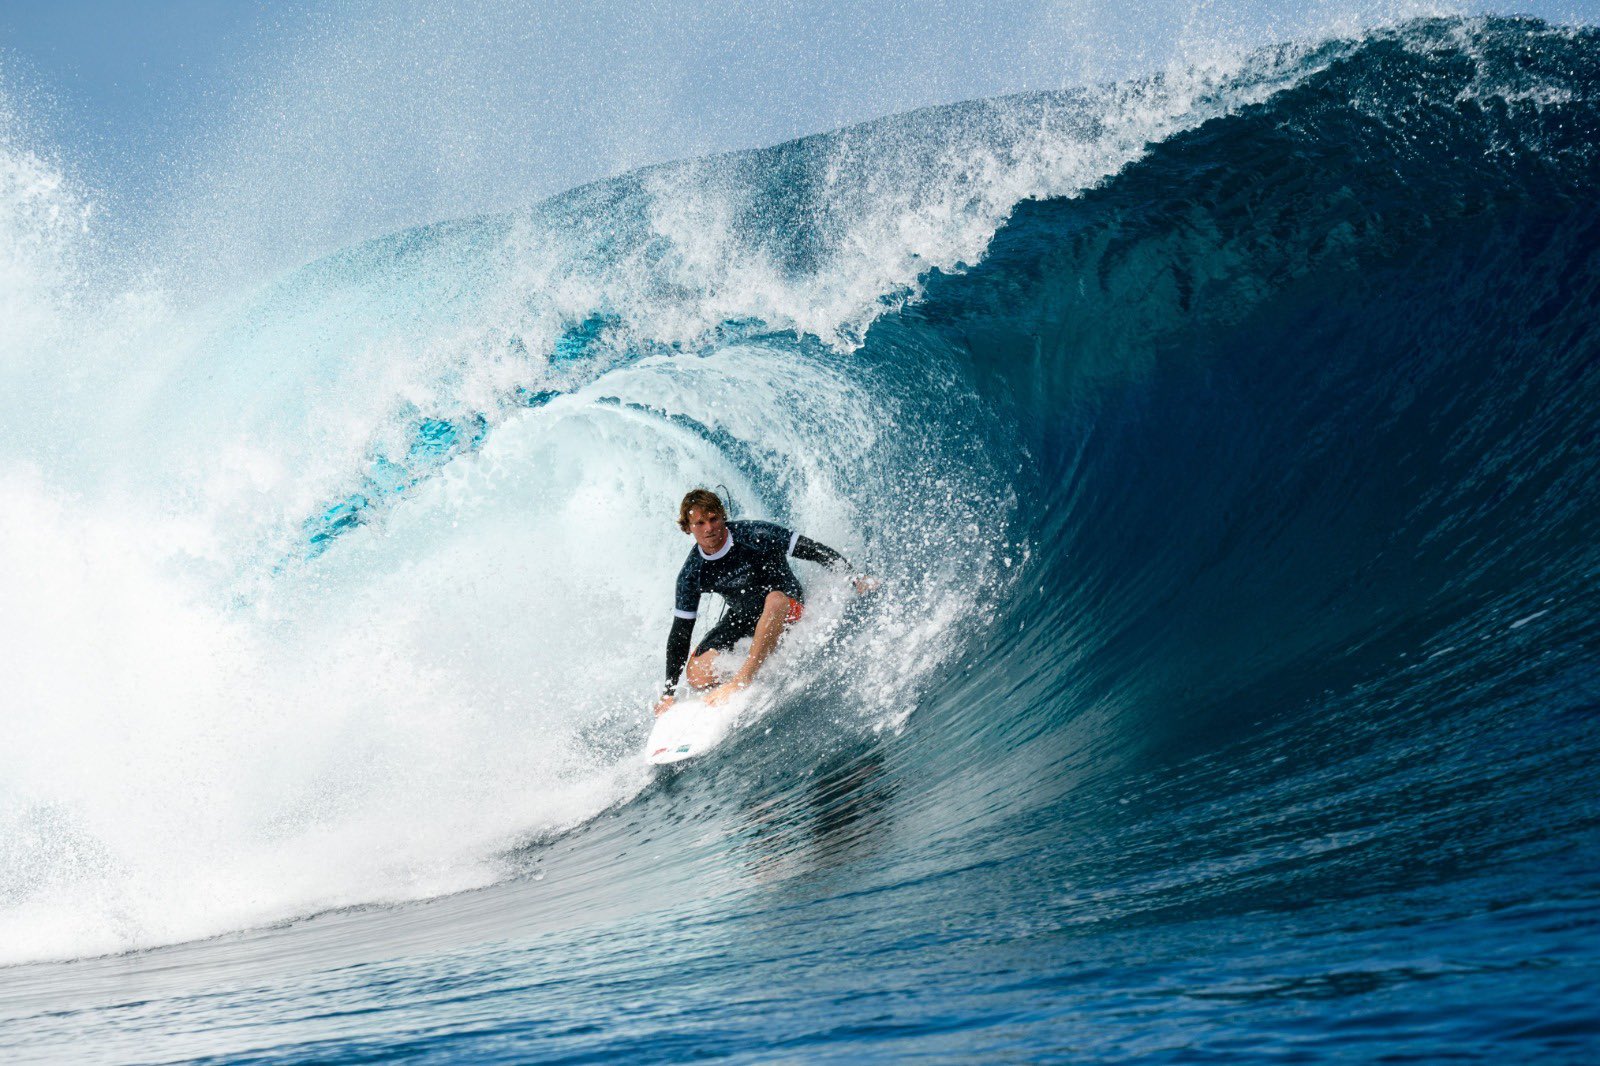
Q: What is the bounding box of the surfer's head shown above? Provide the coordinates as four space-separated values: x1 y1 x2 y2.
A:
677 488 726 532
679 489 730 555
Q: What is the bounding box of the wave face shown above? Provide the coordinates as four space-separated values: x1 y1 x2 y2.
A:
3 15 1600 1063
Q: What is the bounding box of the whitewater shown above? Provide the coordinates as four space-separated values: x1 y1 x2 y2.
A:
3 11 1600 1063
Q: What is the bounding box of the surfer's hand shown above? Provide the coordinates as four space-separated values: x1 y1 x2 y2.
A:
653 693 675 716
853 574 881 596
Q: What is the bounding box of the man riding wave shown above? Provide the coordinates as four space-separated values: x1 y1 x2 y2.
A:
653 488 876 715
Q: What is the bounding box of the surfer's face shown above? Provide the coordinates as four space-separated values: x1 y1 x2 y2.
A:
686 507 728 554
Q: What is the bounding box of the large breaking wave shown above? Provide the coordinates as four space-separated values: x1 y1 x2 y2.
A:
2 18 1597 1026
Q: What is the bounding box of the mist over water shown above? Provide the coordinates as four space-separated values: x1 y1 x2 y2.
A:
3 5 1600 1062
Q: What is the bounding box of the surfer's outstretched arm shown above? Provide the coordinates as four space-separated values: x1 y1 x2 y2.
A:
791 534 848 570
792 534 879 594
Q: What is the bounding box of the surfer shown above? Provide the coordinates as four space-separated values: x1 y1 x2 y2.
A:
654 488 877 715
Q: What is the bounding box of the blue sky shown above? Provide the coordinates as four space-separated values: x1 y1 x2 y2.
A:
4 0 1597 284
0 3 292 143
1 3 305 199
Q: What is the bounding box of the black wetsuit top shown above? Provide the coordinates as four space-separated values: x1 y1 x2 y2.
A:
664 520 851 695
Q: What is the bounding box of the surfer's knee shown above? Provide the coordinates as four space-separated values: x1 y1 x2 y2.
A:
686 650 718 689
762 589 802 628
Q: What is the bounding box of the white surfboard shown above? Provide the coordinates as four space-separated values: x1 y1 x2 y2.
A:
645 690 750 765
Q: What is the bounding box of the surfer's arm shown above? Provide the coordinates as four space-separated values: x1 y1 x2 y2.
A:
790 533 850 571
663 615 696 698
661 559 702 708
790 533 879 594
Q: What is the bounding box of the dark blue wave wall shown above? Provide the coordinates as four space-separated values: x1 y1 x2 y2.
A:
818 20 1600 1047
892 15 1600 756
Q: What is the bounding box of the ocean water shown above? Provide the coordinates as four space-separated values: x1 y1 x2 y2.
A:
3 14 1599 1063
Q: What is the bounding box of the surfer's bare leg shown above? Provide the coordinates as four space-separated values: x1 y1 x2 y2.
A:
685 650 720 690
737 590 792 683
707 591 792 704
